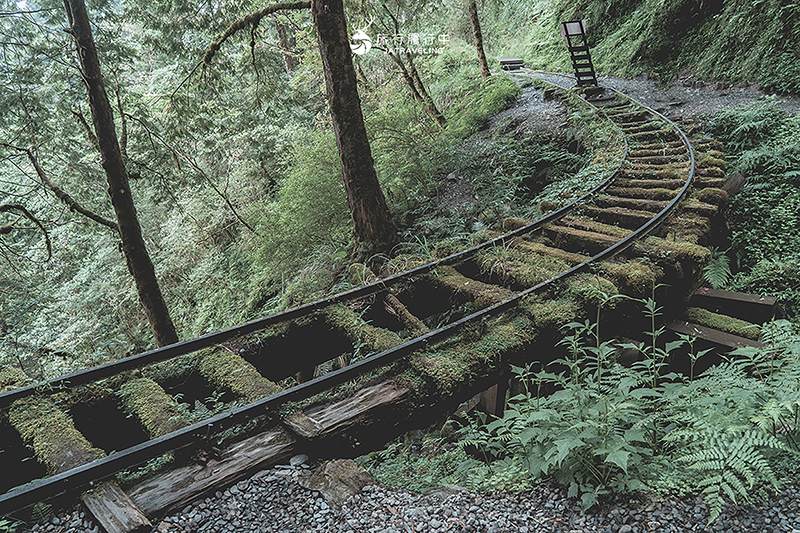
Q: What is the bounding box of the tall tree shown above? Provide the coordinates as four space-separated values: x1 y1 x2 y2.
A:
468 1 490 80
63 0 179 347
312 0 398 254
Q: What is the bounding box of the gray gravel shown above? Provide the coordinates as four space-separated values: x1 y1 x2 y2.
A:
20 458 800 532
525 71 800 122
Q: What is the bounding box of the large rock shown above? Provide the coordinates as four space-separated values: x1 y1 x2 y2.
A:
298 459 376 507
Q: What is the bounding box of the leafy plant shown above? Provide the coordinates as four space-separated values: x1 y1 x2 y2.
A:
446 303 800 519
358 436 468 494
702 247 732 289
0 518 22 533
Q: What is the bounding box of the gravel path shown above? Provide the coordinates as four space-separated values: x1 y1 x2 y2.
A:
22 457 800 533
527 71 800 121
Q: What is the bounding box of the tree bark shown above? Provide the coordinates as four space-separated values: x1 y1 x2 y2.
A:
312 0 398 254
468 1 491 81
275 20 297 73
64 0 179 347
387 52 423 102
405 52 446 126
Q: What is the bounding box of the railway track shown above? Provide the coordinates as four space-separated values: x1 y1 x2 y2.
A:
0 74 732 531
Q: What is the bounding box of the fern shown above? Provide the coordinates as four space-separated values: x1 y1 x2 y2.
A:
702 247 732 289
669 428 789 523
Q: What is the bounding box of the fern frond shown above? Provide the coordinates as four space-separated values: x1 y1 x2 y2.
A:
702 247 732 289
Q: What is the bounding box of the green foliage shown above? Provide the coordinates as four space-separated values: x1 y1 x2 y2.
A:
657 322 800 522
702 247 731 289
0 517 23 533
707 103 800 319
30 503 52 523
358 437 469 494
445 75 521 139
459 0 800 91
443 304 800 520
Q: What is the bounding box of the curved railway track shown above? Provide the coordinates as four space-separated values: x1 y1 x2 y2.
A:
0 73 730 528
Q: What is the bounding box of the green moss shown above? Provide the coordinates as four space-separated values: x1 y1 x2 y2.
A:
661 212 712 244
324 305 403 353
427 266 515 309
476 247 569 288
501 217 533 231
606 187 677 201
520 296 581 331
697 155 727 170
684 307 761 341
410 353 472 395
647 238 712 264
0 366 28 393
599 261 662 297
564 217 632 239
8 396 104 474
196 347 282 402
566 274 619 308
418 314 534 392
433 238 468 259
695 187 729 206
117 378 190 437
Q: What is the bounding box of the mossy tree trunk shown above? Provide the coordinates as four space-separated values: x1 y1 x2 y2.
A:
312 0 398 255
468 1 491 80
64 0 179 347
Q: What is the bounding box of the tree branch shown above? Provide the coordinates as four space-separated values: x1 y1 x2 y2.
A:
1 143 119 232
0 203 52 260
70 106 99 151
202 1 310 67
123 114 261 237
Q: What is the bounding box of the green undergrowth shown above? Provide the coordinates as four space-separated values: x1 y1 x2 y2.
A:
470 0 800 92
360 300 800 524
706 102 800 319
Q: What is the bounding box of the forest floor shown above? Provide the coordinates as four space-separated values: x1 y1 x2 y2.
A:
19 75 800 533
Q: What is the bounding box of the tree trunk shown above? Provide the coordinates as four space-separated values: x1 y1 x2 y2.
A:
312 0 398 255
405 52 446 126
468 1 491 81
275 20 297 73
64 0 179 347
388 52 423 102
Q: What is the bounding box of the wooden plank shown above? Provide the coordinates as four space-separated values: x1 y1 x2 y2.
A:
284 382 412 439
665 319 764 349
691 288 781 324
128 427 295 516
82 481 152 533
